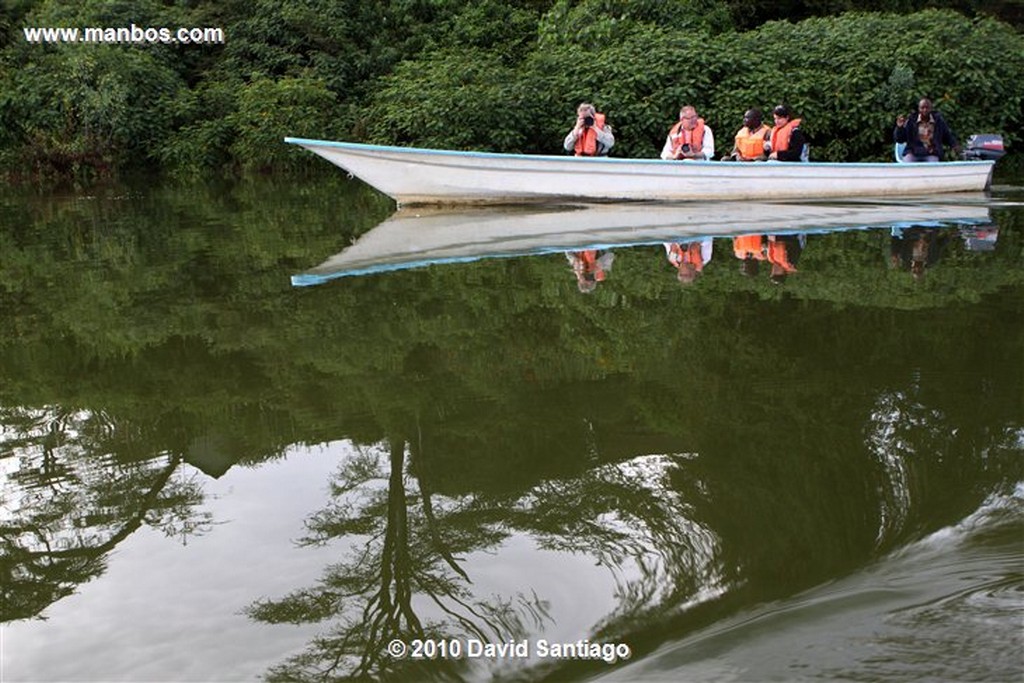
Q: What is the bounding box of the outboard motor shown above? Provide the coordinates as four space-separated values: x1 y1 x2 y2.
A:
962 134 1006 161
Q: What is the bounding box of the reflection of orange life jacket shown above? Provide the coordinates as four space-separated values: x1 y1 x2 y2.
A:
767 239 798 272
733 235 765 259
574 113 607 157
769 118 802 154
735 124 770 159
669 118 706 157
577 250 607 280
668 243 705 271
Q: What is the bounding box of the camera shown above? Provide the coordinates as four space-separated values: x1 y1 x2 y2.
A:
583 115 595 128
681 143 691 153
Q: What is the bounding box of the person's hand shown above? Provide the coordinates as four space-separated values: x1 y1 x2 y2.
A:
895 115 906 128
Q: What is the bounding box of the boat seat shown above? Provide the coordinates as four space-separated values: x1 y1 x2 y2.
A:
895 142 906 163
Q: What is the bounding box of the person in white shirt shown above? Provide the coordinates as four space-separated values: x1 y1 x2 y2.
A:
660 105 715 161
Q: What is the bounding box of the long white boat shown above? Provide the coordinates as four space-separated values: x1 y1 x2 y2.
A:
284 137 996 206
291 198 992 286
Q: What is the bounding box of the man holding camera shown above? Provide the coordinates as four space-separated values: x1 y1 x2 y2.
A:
564 102 615 157
661 105 715 160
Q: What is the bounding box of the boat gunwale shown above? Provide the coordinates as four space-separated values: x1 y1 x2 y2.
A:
283 137 995 170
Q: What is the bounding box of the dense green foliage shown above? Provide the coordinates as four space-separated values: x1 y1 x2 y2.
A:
371 8 1024 161
1 1 1022 178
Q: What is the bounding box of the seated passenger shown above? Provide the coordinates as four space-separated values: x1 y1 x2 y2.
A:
564 102 614 157
894 98 959 162
766 105 807 162
723 109 770 162
661 105 714 161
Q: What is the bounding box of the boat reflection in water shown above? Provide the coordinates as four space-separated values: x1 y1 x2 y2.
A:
291 196 994 287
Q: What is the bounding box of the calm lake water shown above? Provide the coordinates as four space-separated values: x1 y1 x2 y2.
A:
1 174 1022 682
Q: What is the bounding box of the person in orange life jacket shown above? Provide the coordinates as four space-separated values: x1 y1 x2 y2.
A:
723 109 770 162
564 103 614 157
733 234 765 276
660 105 715 160
894 98 959 162
766 234 804 285
766 104 807 162
664 239 713 284
566 249 615 293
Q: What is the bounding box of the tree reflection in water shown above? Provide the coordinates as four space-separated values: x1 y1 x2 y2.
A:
0 406 212 622
246 436 727 681
245 439 548 680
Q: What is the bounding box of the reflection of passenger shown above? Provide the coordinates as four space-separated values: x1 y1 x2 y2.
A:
766 234 804 284
733 234 766 276
664 239 713 284
566 249 615 293
890 226 950 280
959 224 999 252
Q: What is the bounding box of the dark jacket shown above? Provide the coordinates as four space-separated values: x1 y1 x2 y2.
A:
775 127 808 162
894 111 957 159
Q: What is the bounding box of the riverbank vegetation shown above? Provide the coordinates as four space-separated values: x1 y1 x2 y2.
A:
1 1 1022 180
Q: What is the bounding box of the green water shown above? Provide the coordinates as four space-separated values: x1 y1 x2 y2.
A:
1 177 1021 682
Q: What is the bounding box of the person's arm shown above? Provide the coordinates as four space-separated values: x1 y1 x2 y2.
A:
596 251 615 271
660 135 675 160
596 125 614 154
564 129 578 153
894 115 909 143
938 114 959 154
701 128 715 160
566 252 583 272
700 239 713 264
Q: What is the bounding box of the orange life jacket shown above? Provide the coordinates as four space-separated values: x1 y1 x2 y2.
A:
734 124 770 160
733 235 765 260
769 118 802 154
575 250 607 280
668 118 706 158
767 239 798 273
668 242 705 271
574 113 607 157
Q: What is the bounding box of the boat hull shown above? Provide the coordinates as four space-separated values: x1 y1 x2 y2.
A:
285 138 996 206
